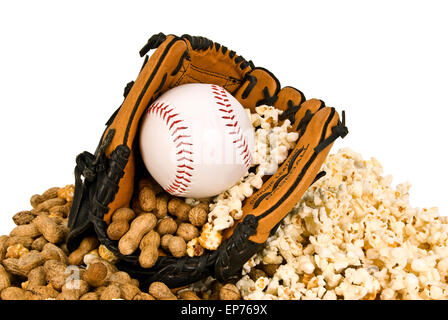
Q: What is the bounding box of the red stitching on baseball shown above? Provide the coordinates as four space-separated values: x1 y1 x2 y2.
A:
212 85 252 169
173 180 189 188
176 142 192 148
148 102 194 196
233 136 243 144
169 119 183 130
166 113 179 124
172 126 187 135
176 170 192 177
177 157 193 162
175 175 191 183
176 149 193 155
173 135 191 142
178 164 193 170
217 102 232 107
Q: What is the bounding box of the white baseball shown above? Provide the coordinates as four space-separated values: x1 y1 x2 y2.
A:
139 83 255 198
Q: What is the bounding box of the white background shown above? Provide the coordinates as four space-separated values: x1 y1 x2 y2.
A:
0 0 446 235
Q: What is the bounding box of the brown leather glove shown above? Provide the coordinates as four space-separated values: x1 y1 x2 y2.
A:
66 33 348 288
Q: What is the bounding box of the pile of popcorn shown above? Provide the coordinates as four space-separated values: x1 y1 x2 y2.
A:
235 148 448 300
186 105 298 252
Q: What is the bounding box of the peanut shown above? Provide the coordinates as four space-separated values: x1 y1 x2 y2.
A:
174 203 191 222
83 262 108 287
155 194 168 219
83 256 117 275
106 207 136 241
120 283 140 300
118 213 157 255
161 234 174 252
133 292 156 300
107 271 134 286
140 230 160 250
1 287 33 300
27 266 46 291
168 198 183 215
168 236 187 258
148 282 177 300
12 211 35 226
139 245 158 268
131 278 140 288
195 202 210 211
57 279 90 300
30 285 60 299
95 286 107 296
0 265 11 292
156 217 178 235
30 187 59 208
176 223 199 241
41 243 68 263
178 290 201 300
188 206 208 227
80 292 99 300
3 250 45 277
43 260 68 291
138 178 163 194
219 283 241 300
10 222 41 238
139 187 156 212
100 284 121 300
139 230 160 268
34 214 66 244
68 236 99 265
0 235 8 262
31 236 48 251
35 198 66 212
6 236 34 249
49 202 72 218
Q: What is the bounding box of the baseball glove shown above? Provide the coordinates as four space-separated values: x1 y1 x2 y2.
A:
66 32 348 288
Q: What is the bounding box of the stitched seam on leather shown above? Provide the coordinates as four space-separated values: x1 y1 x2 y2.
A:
174 62 189 86
183 73 206 84
174 62 190 87
191 64 243 83
211 84 252 169
147 101 194 196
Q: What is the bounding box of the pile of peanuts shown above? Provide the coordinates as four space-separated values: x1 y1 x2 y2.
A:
109 178 211 268
0 185 241 300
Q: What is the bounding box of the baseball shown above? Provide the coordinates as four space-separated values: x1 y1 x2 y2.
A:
139 83 255 198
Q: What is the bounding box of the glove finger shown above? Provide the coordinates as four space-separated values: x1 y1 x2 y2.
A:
223 106 342 244
274 86 306 124
233 68 280 111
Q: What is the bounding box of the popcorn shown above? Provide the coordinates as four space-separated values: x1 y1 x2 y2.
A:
98 244 118 263
186 238 204 257
198 223 222 250
195 105 296 246
236 148 448 300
